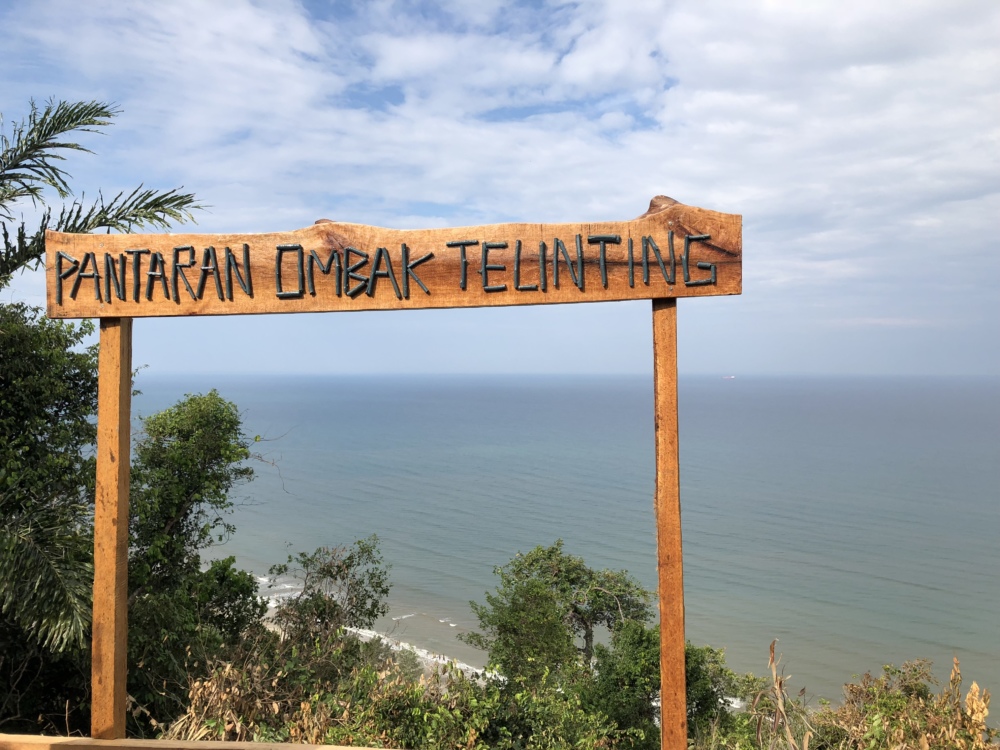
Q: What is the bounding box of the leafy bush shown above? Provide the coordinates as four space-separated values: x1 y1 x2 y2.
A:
268 535 391 642
696 646 997 750
811 658 996 750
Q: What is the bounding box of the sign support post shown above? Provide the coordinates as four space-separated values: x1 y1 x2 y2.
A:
652 298 686 747
91 318 132 739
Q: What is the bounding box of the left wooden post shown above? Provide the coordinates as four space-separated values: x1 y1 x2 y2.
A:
92 318 132 739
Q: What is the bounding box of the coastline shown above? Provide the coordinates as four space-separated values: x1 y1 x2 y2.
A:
345 626 486 680
262 584 486 680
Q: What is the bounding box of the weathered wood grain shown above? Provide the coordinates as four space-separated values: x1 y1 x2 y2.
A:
91 319 132 740
46 197 741 318
652 298 687 749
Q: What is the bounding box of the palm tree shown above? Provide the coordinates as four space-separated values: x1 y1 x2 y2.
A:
1 98 201 287
0 98 202 653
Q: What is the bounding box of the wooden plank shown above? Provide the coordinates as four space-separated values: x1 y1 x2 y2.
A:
652 298 687 749
0 737 376 750
91 319 132 740
46 196 741 319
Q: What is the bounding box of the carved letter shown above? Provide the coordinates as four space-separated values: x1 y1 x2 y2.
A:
105 253 126 302
447 240 478 291
481 241 507 292
682 234 715 286
401 243 432 298
275 244 305 299
225 244 253 300
196 247 224 301
126 249 151 301
367 246 402 299
514 240 538 292
171 246 198 301
344 246 370 298
72 252 102 301
642 235 674 285
588 234 620 288
145 252 170 300
307 248 341 296
55 251 79 305
552 236 584 291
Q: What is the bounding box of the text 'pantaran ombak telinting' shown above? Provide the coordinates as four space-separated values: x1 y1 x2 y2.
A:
46 197 741 317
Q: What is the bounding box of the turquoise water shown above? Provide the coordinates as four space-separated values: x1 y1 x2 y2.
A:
132 374 1000 701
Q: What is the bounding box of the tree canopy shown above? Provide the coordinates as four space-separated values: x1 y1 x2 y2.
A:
1 98 202 656
128 390 254 602
0 305 97 653
461 540 654 681
0 97 207 731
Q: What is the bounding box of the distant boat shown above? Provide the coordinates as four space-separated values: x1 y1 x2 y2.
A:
722 375 736 380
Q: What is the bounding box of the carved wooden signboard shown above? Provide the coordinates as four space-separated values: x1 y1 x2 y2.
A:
38 196 741 750
46 197 740 317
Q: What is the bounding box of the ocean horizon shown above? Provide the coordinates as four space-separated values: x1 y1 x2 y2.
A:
132 372 1000 703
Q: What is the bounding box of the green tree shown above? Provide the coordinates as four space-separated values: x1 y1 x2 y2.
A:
462 540 654 676
463 544 755 745
584 625 748 748
128 390 254 602
0 98 200 655
461 576 577 684
127 391 265 730
268 535 391 642
581 621 661 750
0 305 97 655
1 98 201 732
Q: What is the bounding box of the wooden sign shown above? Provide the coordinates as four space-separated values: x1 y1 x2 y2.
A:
46 197 740 318
32 196 743 750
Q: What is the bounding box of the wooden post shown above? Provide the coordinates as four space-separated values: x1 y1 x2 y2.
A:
652 298 686 749
91 318 132 739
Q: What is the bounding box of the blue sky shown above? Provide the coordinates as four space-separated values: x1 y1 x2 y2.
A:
2 0 997 376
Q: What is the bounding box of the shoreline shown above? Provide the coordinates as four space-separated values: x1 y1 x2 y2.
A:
262 589 486 680
345 626 486 680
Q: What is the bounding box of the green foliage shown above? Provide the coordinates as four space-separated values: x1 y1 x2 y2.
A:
196 556 267 643
268 535 392 641
809 658 998 750
495 668 630 750
0 615 90 733
0 100 115 209
164 648 631 750
685 641 760 739
581 621 661 749
129 390 253 598
163 537 637 749
462 540 653 680
0 97 206 733
461 542 760 744
126 391 263 732
0 303 97 653
1 98 201 287
463 575 578 684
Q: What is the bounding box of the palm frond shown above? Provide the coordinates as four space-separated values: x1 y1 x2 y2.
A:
0 217 46 286
0 495 93 653
1 192 204 288
0 99 205 287
0 99 119 215
56 186 203 234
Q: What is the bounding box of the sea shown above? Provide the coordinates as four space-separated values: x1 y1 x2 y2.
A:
131 373 1000 703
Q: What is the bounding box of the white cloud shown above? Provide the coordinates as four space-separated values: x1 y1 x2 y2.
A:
2 0 997 374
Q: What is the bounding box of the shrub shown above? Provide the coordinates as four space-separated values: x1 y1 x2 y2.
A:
812 657 997 750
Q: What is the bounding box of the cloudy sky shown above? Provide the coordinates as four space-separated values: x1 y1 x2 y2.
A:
2 0 997 376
